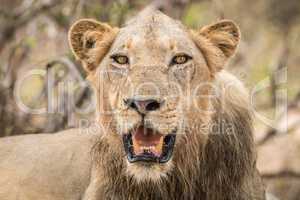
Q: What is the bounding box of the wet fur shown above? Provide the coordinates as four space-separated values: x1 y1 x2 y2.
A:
87 73 265 200
73 9 265 200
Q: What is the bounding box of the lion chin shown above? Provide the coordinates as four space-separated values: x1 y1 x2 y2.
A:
126 160 174 182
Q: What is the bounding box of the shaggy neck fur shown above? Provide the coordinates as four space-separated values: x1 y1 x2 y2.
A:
92 95 255 200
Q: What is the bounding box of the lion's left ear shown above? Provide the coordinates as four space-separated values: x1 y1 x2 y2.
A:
190 20 240 73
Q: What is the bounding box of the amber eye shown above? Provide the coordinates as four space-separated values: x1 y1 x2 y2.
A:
111 55 129 65
172 54 191 65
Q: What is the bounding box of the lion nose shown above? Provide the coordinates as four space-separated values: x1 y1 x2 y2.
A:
124 98 163 114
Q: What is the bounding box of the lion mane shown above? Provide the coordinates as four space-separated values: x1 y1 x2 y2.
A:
89 72 265 200
81 9 265 200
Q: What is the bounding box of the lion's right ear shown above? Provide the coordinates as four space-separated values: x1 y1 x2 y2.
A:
68 19 119 73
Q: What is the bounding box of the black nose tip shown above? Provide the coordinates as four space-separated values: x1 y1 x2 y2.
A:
124 98 163 113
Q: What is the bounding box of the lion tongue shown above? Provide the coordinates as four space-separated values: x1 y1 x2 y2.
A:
132 126 163 156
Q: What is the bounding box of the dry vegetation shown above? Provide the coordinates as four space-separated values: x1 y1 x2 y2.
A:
0 0 299 199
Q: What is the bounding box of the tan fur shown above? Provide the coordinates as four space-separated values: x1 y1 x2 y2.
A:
0 8 265 200
68 19 119 72
190 20 240 74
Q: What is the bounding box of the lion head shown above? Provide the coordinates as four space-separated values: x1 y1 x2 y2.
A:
68 9 240 182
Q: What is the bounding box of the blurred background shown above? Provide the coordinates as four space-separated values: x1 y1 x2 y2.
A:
0 0 299 199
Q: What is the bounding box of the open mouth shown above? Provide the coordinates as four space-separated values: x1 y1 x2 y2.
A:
123 126 176 163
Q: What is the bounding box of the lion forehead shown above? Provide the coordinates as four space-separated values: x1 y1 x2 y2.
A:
111 11 195 54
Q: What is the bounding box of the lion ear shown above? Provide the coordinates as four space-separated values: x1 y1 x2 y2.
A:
191 20 240 73
68 19 119 72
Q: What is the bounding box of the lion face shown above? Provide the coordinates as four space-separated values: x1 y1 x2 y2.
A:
106 18 208 181
69 10 240 182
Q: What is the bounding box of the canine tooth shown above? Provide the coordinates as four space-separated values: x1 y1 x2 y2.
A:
132 138 143 154
155 137 164 153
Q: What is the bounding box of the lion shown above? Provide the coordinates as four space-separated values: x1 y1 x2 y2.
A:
0 8 266 200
